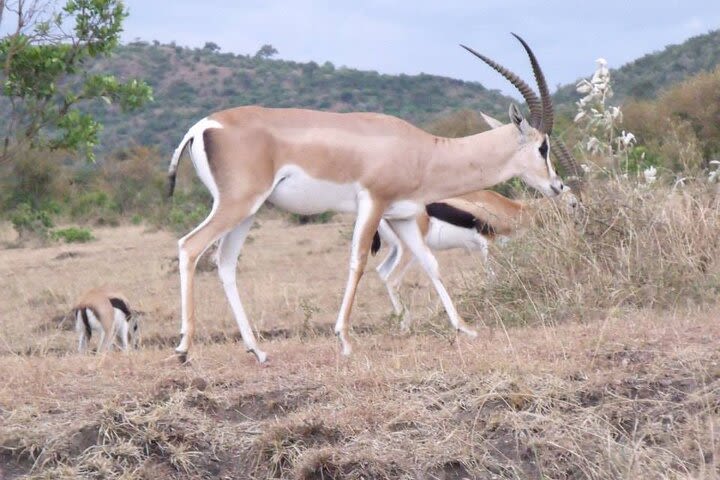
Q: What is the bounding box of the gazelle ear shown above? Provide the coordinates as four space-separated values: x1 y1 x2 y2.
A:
479 111 504 130
509 104 532 136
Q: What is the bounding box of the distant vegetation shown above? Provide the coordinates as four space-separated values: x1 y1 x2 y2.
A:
554 29 720 105
87 41 515 156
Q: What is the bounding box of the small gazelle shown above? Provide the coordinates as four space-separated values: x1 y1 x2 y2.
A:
168 33 568 362
73 286 140 353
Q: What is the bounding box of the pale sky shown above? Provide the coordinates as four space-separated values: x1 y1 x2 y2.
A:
70 1 720 97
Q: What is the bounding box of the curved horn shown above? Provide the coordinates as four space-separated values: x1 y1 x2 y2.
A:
460 44 542 128
553 138 584 190
511 33 554 134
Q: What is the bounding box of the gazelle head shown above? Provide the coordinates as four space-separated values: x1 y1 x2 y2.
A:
463 34 580 198
127 312 141 349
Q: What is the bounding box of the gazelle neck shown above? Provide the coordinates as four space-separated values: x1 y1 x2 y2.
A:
422 124 522 202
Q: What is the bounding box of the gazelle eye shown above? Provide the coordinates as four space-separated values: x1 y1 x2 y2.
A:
539 138 549 159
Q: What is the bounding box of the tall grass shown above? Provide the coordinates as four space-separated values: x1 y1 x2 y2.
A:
461 178 720 326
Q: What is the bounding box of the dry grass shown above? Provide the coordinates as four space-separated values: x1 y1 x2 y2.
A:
461 180 720 327
1 181 719 479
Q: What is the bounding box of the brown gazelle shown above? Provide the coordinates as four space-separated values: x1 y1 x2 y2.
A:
168 33 566 363
373 187 580 328
73 287 140 353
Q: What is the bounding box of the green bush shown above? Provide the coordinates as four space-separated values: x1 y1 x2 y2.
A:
50 227 94 243
9 203 55 239
288 211 335 225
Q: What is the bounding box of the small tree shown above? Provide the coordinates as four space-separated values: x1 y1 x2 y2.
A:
203 41 220 53
254 43 277 59
0 0 153 162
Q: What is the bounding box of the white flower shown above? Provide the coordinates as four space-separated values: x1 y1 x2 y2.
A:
573 111 586 123
643 166 657 184
581 163 591 173
576 81 592 94
586 137 601 153
619 130 636 147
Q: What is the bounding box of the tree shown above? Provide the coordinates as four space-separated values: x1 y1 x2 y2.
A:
254 43 277 59
0 0 153 162
203 41 220 53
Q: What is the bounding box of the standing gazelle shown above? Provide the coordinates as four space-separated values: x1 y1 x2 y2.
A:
168 33 566 363
73 287 140 353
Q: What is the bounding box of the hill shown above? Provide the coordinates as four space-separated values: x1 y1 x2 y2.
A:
553 29 720 106
87 41 515 156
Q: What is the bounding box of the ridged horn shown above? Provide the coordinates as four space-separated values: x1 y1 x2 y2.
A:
460 43 542 128
511 33 554 134
553 138 583 190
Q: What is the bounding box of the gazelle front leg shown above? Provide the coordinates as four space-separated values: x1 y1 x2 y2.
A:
387 217 478 337
334 191 386 356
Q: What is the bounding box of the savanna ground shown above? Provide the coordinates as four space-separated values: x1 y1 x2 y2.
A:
0 186 719 479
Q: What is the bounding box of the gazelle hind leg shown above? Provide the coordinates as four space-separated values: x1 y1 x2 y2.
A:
334 191 386 356
375 219 403 281
216 216 268 363
76 311 88 354
176 202 257 362
388 218 477 337
386 255 416 331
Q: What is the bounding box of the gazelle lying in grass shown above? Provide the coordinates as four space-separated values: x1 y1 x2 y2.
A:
168 33 572 362
373 112 583 328
73 287 140 353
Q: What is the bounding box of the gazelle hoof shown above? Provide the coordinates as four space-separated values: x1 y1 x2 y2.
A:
458 327 478 338
175 351 189 365
248 348 268 364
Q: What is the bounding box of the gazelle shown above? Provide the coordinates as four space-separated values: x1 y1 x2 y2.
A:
372 111 583 327
373 187 580 328
73 286 140 353
168 33 567 363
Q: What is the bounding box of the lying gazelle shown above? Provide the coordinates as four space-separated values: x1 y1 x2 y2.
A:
73 287 140 353
373 187 580 328
168 33 568 363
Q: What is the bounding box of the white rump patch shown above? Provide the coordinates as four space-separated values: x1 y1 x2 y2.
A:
425 218 486 251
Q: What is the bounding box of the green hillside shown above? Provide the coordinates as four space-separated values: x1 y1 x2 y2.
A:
87 41 515 156
554 29 720 105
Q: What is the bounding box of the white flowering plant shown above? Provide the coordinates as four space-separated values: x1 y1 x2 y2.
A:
573 58 657 180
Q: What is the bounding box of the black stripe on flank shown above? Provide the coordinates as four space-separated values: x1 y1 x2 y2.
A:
80 308 92 339
371 231 381 256
110 298 132 321
426 202 477 230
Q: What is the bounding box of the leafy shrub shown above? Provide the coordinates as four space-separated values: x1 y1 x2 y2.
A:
288 212 335 225
50 227 94 243
9 203 54 240
623 66 720 171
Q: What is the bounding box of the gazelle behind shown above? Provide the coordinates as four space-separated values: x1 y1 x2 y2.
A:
168 33 568 363
374 188 580 328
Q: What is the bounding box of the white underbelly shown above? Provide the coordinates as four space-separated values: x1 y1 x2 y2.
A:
267 165 359 214
425 218 483 251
